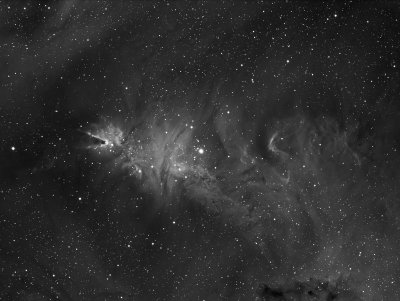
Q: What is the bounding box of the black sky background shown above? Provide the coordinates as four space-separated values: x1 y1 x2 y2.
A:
1 1 400 300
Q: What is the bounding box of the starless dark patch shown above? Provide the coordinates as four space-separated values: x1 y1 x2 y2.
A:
257 276 362 300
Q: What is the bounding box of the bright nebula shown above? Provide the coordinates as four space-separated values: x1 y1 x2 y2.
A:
3 2 400 300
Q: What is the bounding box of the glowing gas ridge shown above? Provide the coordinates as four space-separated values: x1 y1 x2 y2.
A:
84 115 364 260
86 123 124 150
85 121 219 206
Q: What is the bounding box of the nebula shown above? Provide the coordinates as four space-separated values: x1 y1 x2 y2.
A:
1 1 400 300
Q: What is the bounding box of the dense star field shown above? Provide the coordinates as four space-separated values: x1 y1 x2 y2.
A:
1 1 400 300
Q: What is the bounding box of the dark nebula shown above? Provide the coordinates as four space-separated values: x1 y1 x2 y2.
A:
256 276 363 300
1 1 400 300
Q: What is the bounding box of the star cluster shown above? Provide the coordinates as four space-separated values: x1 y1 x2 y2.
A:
1 1 400 300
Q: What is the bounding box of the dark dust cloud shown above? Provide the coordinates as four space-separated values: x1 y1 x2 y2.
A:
1 1 400 300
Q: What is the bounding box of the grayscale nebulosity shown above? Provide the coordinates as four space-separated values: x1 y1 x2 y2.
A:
1 1 400 300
